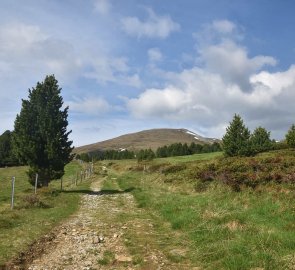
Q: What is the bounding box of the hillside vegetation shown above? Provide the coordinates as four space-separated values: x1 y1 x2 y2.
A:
100 150 295 269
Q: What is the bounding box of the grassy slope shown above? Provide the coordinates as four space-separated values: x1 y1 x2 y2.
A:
0 161 92 266
104 151 295 270
157 151 223 163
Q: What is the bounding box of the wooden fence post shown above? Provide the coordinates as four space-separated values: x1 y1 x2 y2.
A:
11 177 15 210
34 173 38 194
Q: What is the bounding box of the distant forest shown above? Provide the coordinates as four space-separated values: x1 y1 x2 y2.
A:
76 141 222 162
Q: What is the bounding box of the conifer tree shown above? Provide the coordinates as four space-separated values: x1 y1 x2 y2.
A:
222 114 252 156
0 130 19 166
250 126 272 153
13 75 73 186
286 124 295 148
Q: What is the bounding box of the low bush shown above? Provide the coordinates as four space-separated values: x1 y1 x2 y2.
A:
161 164 186 174
22 194 49 208
195 150 295 191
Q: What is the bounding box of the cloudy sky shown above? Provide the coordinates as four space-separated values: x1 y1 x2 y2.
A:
1 0 295 146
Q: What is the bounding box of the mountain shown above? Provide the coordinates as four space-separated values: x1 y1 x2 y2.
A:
74 128 219 153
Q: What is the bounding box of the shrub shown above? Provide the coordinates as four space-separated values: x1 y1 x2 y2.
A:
194 151 295 191
161 164 186 174
22 194 49 208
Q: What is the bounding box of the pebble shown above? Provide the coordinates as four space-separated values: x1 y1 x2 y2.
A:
84 260 92 266
92 236 99 244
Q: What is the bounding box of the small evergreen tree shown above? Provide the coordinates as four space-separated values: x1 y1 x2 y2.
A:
211 142 222 152
286 124 295 148
250 126 272 153
0 130 19 167
222 114 252 156
13 75 73 186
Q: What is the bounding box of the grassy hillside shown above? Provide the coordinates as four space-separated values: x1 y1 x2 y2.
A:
74 128 219 153
101 150 295 269
0 162 92 266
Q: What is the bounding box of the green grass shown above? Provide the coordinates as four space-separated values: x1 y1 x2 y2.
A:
106 151 295 269
0 161 92 266
156 151 223 163
97 250 115 265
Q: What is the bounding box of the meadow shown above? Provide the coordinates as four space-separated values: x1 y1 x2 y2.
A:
101 151 295 269
1 150 295 269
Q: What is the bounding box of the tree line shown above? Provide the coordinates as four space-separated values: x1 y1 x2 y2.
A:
222 114 293 157
76 149 135 162
156 141 221 158
76 141 222 162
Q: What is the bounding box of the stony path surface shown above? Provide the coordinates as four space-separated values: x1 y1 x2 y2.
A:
28 179 135 270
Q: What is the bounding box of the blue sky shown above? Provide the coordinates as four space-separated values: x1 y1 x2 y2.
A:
1 0 295 146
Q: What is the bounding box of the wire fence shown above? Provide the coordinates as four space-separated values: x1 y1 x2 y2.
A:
0 161 94 210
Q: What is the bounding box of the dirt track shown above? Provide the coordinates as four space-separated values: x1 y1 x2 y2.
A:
26 179 135 270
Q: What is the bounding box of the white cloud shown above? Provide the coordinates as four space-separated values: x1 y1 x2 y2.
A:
127 20 295 139
128 87 188 118
121 8 180 39
212 20 236 34
86 56 129 83
128 68 227 123
200 40 277 91
127 64 295 138
0 21 142 90
124 74 142 88
0 22 81 83
0 22 47 55
68 97 110 115
148 48 163 62
84 56 142 88
93 0 111 15
194 19 244 49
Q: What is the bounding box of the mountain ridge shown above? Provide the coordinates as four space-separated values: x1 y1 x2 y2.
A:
74 128 219 153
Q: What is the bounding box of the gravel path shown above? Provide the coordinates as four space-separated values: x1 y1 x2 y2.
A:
28 179 135 270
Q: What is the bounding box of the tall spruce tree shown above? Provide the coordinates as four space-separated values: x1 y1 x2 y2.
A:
222 114 252 156
13 75 73 186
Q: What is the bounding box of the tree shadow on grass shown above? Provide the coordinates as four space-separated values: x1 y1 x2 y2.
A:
62 187 135 196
